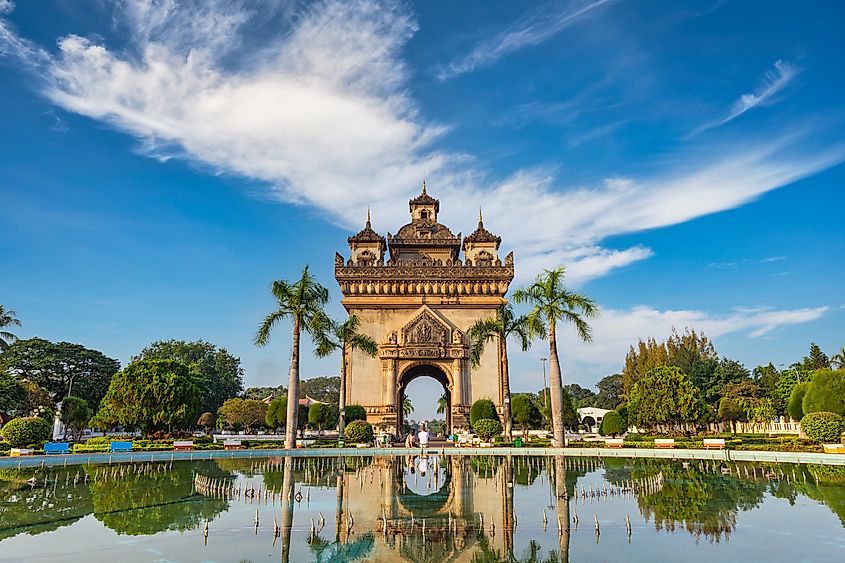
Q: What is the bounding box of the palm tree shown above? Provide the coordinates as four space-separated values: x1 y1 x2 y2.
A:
468 303 544 440
0 305 21 350
436 393 447 415
314 314 378 437
832 347 845 371
255 266 329 449
513 267 598 448
403 397 413 418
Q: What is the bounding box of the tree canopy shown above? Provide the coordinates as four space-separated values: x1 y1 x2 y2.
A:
0 337 120 410
0 305 21 350
622 329 717 396
511 394 541 436
92 359 201 434
134 340 243 415
217 398 267 432
628 366 702 429
802 370 845 416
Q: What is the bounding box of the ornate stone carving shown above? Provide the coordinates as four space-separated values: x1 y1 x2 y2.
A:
401 309 447 346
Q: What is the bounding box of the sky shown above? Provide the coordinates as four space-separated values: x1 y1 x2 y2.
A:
1 0 844 421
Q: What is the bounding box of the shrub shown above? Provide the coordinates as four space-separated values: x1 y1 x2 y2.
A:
345 420 373 444
474 418 503 441
1 417 52 448
803 370 845 416
788 383 809 420
801 412 845 443
598 411 625 437
345 405 367 423
470 399 499 428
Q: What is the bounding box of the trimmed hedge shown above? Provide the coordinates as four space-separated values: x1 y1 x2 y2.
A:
470 399 499 428
345 420 373 444
801 411 845 443
1 417 52 448
474 418 503 441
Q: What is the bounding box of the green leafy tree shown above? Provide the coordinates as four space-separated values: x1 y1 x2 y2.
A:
564 383 596 408
60 396 91 440
622 329 717 397
598 410 625 437
0 338 120 410
470 398 499 428
705 358 751 404
1 416 51 448
511 394 541 437
801 412 845 443
265 396 285 428
474 418 503 441
717 398 744 434
134 340 244 415
217 398 267 433
243 385 285 400
468 303 543 440
802 369 845 416
308 402 338 434
313 314 377 436
402 397 413 418
0 305 21 350
753 362 781 401
0 371 27 414
513 266 598 447
628 366 702 430
593 374 624 410
803 343 831 371
788 383 809 420
345 404 367 423
92 359 201 434
299 376 341 404
255 265 330 449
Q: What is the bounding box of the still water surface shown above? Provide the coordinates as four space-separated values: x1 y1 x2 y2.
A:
0 454 843 562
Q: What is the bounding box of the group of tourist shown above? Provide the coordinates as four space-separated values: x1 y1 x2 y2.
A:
404 424 430 449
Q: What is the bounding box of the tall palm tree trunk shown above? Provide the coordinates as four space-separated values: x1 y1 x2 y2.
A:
548 322 566 448
554 455 571 563
338 344 349 437
280 456 295 562
500 336 513 440
285 317 301 449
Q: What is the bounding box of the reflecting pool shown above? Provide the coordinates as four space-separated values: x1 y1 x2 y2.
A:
1 454 843 562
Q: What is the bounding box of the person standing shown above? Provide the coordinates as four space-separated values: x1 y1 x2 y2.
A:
417 425 430 451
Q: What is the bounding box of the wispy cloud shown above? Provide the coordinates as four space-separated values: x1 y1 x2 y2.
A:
0 1 842 286
691 59 800 135
435 0 614 81
0 1 14 15
709 255 787 269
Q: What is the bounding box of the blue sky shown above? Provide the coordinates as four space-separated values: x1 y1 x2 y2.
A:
1 0 844 420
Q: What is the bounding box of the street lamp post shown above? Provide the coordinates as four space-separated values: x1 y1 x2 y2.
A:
541 358 548 411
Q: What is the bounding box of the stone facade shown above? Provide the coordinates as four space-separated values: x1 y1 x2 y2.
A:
335 183 514 433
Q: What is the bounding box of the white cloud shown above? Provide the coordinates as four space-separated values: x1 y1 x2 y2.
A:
0 1 13 15
435 0 614 81
0 1 842 286
691 59 800 135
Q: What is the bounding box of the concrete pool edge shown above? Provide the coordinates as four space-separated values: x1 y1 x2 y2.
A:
1 446 843 468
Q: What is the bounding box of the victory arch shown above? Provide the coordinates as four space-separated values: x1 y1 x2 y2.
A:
334 183 514 434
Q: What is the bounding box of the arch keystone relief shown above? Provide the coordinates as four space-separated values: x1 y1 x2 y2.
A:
335 184 513 434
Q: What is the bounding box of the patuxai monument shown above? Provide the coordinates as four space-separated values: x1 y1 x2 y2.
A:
335 182 514 434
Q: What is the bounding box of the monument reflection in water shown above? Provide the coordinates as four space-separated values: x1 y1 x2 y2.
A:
1 454 844 562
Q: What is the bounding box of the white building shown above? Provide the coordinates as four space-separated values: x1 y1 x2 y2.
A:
577 407 611 433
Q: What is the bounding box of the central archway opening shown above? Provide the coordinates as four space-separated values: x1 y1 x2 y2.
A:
398 364 451 438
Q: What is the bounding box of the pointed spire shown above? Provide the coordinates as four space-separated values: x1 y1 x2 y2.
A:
478 207 484 228
421 179 427 195
366 207 371 228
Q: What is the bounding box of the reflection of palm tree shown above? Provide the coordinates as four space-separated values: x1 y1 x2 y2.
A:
0 305 21 350
436 393 447 415
403 397 413 417
255 266 330 449
314 314 378 436
514 268 598 448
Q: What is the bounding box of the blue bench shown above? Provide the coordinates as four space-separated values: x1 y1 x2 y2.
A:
110 441 133 453
44 443 70 455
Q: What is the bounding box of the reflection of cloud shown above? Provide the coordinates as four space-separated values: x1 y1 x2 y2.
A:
1 2 842 285
691 60 800 135
435 0 615 80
